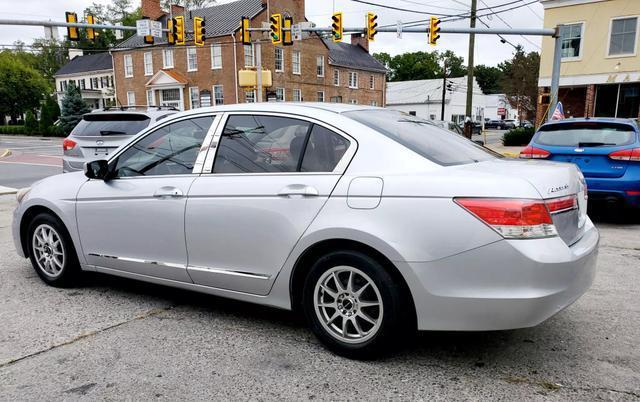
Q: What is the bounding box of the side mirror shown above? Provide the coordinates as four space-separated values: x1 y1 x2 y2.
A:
84 160 110 180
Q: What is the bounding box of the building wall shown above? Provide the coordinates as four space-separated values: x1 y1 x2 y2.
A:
55 70 115 110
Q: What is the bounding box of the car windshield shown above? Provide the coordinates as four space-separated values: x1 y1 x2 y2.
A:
71 113 151 137
345 109 499 166
536 122 636 147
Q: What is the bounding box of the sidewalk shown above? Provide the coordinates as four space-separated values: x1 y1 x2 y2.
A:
485 144 525 158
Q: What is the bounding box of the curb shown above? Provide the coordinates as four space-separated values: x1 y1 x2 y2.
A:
501 152 520 158
0 186 18 196
0 149 11 159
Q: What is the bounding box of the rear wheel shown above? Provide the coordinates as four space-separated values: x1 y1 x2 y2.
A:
302 250 411 359
27 213 80 287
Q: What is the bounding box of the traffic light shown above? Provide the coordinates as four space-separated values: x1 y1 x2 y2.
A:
174 15 185 45
270 14 282 45
240 17 251 45
194 17 206 46
331 12 343 42
283 16 293 46
65 12 79 41
86 14 95 41
429 16 441 46
366 12 378 42
167 18 175 45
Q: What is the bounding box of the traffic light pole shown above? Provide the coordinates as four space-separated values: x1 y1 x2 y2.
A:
256 42 263 103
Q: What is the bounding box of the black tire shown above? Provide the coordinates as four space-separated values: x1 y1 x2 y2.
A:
301 250 412 359
27 212 81 287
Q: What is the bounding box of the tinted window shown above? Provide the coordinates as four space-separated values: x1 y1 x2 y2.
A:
536 122 636 147
345 109 498 166
114 116 213 177
213 115 311 173
71 113 151 137
301 125 350 172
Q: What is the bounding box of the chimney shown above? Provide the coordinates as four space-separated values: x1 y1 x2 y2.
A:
171 4 184 17
351 33 369 53
141 0 164 20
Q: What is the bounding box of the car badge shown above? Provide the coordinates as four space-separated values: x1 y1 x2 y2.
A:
574 148 584 152
96 140 104 146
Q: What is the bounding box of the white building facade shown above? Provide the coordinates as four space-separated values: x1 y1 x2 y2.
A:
54 52 115 110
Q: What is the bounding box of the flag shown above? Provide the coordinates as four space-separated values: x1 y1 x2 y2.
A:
551 102 565 120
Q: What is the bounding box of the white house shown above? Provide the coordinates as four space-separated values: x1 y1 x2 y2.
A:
54 51 115 110
483 93 519 121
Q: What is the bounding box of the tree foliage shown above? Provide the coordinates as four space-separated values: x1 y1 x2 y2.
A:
40 96 61 134
60 83 91 134
373 50 467 82
499 46 540 118
474 65 503 94
0 51 50 123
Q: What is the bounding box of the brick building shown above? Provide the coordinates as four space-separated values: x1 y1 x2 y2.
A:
111 0 387 110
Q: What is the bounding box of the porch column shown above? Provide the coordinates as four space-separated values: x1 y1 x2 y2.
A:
585 84 596 117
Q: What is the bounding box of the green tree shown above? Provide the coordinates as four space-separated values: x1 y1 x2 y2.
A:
24 110 38 134
0 52 50 123
40 96 61 134
474 65 503 94
60 83 90 134
499 46 540 119
439 50 466 78
372 50 466 82
31 39 69 84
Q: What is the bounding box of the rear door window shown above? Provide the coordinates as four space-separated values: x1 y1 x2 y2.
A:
536 122 636 147
71 113 151 137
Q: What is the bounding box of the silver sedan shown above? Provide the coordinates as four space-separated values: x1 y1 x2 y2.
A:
12 103 599 359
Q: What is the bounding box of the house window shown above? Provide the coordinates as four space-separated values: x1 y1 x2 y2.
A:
160 88 181 109
189 87 200 109
333 70 340 86
560 23 583 59
330 96 342 103
369 75 375 90
275 47 284 72
245 90 256 103
370 100 377 106
293 88 301 102
146 89 155 106
211 44 222 69
349 72 358 89
163 49 174 68
244 44 254 67
292 51 301 75
127 91 135 106
609 17 638 56
91 77 99 89
276 87 285 102
80 79 86 90
124 54 133 77
316 55 325 77
213 85 224 105
143 52 153 76
317 91 325 102
187 47 198 71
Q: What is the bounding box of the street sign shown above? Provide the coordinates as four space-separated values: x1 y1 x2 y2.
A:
115 22 123 39
136 19 150 36
498 107 506 116
150 21 162 38
397 20 402 39
291 24 302 41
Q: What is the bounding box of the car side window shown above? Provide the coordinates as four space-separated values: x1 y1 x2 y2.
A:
300 125 350 172
114 116 213 177
213 115 311 173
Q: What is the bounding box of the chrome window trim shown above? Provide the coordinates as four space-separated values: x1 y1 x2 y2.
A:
201 111 358 175
105 112 220 178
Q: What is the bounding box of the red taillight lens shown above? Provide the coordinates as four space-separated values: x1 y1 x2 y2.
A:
519 145 550 159
455 198 557 239
63 138 77 152
609 148 640 161
546 195 578 213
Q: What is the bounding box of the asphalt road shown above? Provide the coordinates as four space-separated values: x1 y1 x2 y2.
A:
0 135 62 189
0 194 638 400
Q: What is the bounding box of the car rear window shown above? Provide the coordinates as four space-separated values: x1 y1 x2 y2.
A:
344 109 499 166
71 113 151 137
536 122 636 147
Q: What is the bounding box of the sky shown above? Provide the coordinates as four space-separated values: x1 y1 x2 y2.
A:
0 0 545 67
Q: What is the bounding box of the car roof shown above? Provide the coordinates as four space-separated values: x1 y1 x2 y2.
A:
86 108 177 120
175 102 378 118
539 117 639 130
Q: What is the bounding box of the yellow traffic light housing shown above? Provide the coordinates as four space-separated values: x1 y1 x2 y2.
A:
86 14 95 40
65 12 79 41
366 12 378 42
270 14 282 45
240 17 251 45
174 15 185 45
429 16 441 46
283 16 293 46
167 18 175 45
194 16 206 46
331 12 343 42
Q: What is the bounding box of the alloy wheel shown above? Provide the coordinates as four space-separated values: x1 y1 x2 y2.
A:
32 224 65 278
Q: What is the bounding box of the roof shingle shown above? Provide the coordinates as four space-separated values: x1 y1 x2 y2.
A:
322 39 387 73
54 53 113 76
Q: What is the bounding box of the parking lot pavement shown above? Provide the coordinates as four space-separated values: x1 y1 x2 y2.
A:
0 135 62 189
0 194 638 400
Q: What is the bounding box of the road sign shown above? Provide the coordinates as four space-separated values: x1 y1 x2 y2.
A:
498 107 506 116
291 23 302 41
136 19 150 36
150 21 162 38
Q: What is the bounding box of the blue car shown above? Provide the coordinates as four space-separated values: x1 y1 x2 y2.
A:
520 118 640 208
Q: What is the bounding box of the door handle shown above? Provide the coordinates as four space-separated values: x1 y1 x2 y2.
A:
277 184 319 197
153 186 184 198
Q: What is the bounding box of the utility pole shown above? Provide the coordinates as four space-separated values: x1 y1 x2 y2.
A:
256 42 262 102
464 0 477 139
441 60 447 121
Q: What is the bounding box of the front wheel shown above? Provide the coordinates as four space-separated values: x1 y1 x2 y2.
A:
302 250 412 359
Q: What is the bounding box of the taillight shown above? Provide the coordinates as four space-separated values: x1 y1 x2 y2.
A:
519 145 550 159
455 198 557 239
545 195 578 213
63 138 77 152
608 148 640 161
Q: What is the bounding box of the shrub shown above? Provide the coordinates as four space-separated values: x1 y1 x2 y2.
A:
0 125 27 135
502 127 535 146
40 96 61 134
46 125 66 137
24 111 38 134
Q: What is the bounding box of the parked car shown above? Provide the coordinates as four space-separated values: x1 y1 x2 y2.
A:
503 119 517 129
458 121 482 135
13 104 598 359
518 120 534 129
427 120 484 145
485 119 505 130
62 106 178 173
520 117 640 208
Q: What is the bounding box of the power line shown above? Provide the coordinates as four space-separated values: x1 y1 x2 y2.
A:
478 0 541 49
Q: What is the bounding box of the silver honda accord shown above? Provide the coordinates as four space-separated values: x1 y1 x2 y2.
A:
12 103 599 358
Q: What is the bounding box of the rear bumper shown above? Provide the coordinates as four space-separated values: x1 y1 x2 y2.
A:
406 218 599 331
63 158 85 173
